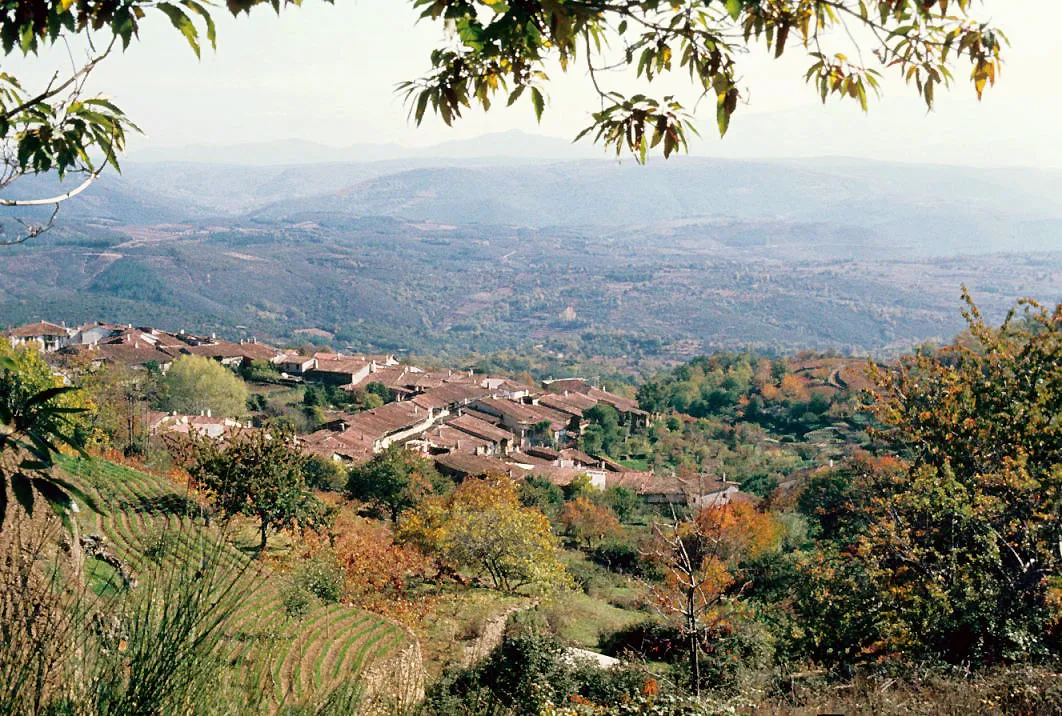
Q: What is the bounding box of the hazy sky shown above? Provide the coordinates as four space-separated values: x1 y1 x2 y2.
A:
12 1 1062 166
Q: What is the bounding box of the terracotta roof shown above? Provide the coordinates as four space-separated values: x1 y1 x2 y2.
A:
584 387 646 415
604 472 732 498
459 407 506 426
301 429 374 462
434 453 528 479
538 394 588 418
558 448 600 467
417 425 491 453
310 355 371 375
411 383 489 411
473 398 571 430
604 471 684 495
448 414 515 444
525 446 561 462
236 341 281 361
343 401 433 440
352 365 411 389
507 451 557 468
182 340 247 360
8 321 70 338
86 341 177 367
544 378 591 394
522 466 602 487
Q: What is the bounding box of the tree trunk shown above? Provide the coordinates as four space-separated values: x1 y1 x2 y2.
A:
258 519 269 552
687 586 700 697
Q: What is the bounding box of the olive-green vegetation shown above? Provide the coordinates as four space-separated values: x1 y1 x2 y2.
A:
347 444 448 523
0 341 92 527
0 454 409 714
158 355 249 419
174 428 329 550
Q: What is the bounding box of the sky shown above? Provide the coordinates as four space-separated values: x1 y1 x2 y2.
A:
10 1 1062 167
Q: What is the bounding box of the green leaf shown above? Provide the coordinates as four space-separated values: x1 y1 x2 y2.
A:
716 98 731 137
182 0 217 50
157 3 201 58
530 87 545 122
725 0 744 21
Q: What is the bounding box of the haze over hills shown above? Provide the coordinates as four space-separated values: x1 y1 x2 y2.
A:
127 129 604 166
2 140 1059 369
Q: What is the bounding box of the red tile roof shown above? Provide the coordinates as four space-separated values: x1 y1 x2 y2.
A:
8 321 69 338
448 414 515 444
434 453 528 479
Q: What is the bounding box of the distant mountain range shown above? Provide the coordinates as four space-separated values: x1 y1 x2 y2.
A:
126 130 605 166
13 148 1060 256
2 144 1059 364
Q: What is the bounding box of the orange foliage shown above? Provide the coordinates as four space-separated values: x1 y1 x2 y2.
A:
306 505 432 624
559 497 622 548
778 372 811 401
650 500 781 628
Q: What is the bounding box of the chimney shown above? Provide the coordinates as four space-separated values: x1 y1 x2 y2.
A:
211 332 216 340
206 409 212 418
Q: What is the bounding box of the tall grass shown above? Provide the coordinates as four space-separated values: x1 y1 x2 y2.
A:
0 514 265 715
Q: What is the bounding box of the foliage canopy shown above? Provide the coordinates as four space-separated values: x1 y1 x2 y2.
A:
404 0 1006 161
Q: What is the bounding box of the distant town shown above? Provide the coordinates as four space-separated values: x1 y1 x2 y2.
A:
6 319 745 508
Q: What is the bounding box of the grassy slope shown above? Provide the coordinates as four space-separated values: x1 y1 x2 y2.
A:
58 454 413 710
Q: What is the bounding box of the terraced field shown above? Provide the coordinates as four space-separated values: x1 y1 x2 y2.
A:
58 455 414 710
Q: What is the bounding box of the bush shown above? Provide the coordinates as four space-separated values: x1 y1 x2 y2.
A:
303 455 348 492
283 586 312 619
600 620 684 662
590 539 656 578
425 631 649 715
293 551 344 603
143 528 178 562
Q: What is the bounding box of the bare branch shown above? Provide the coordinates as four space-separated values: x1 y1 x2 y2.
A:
0 171 101 208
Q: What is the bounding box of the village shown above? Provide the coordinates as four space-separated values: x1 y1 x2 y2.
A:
6 319 745 509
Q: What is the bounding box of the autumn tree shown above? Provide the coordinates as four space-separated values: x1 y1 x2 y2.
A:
346 444 446 522
158 355 248 419
305 506 430 621
849 292 1062 662
647 500 781 694
559 497 622 549
175 428 327 551
398 476 571 595
406 1 1006 161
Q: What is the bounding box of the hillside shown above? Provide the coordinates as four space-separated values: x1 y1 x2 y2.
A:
58 454 420 710
3 154 1059 369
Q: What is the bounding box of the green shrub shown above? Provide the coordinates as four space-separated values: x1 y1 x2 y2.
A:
425 631 649 715
143 528 178 562
590 540 656 578
283 586 312 619
293 551 344 603
600 619 684 662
